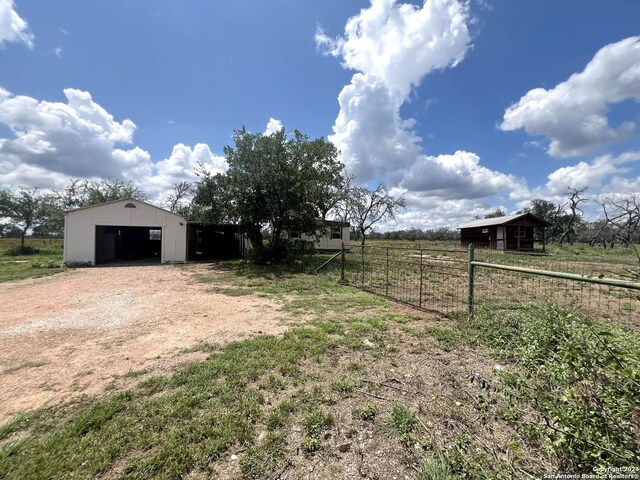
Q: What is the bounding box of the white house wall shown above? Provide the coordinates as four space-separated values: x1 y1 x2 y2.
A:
300 226 350 250
63 200 187 265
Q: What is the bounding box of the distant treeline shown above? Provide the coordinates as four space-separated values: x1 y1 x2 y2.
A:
364 227 460 241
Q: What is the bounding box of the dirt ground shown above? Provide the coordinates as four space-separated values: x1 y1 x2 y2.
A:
0 264 286 426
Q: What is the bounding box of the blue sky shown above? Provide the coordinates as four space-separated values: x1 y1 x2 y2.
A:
1 0 639 227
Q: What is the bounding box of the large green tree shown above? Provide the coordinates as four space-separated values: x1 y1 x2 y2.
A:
46 179 148 234
192 127 343 261
0 188 54 252
55 179 147 210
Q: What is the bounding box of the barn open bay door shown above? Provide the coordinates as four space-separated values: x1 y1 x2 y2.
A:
95 225 162 265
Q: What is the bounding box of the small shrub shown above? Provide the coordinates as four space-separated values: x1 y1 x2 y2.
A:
468 305 640 469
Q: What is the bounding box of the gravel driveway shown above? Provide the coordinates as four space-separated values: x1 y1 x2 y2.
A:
0 264 285 425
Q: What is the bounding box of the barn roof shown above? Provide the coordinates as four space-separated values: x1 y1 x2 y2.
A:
459 212 550 229
64 198 185 219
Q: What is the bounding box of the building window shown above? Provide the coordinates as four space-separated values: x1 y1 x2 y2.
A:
124 203 136 208
149 229 161 241
508 226 526 238
331 225 342 239
289 231 300 239
481 228 489 233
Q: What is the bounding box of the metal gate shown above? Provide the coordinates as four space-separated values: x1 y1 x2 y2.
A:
342 245 468 314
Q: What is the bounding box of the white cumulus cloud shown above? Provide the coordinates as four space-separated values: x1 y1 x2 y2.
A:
264 117 284 136
500 36 640 158
145 143 227 202
316 0 470 99
510 151 640 211
318 0 473 182
317 0 524 224
544 152 639 195
0 86 225 204
400 150 525 200
0 0 34 49
0 87 147 180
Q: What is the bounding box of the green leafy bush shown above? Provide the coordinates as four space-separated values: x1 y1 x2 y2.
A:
468 305 640 470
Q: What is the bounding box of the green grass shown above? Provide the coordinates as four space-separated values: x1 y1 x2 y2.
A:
0 328 335 479
384 402 418 447
367 238 640 266
2 257 638 478
301 409 334 452
422 325 459 351
418 456 453 480
0 237 64 282
0 261 403 479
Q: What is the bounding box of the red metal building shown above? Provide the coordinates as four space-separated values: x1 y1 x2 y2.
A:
459 213 550 252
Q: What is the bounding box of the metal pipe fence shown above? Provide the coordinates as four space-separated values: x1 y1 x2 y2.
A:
470 259 640 332
312 243 640 331
329 244 469 314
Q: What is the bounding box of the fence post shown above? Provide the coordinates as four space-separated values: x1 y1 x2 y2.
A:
419 249 423 308
467 243 475 318
340 242 345 283
385 247 389 296
361 245 365 288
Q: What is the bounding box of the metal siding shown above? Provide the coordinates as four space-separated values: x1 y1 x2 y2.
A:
64 200 186 264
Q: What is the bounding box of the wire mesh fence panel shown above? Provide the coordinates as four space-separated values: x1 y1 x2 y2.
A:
339 245 468 314
311 242 640 330
473 266 640 332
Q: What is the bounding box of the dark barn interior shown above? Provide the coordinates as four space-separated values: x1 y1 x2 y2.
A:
95 226 162 264
187 223 244 260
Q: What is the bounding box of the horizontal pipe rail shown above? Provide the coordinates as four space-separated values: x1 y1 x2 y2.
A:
313 250 342 274
353 246 465 254
471 261 640 290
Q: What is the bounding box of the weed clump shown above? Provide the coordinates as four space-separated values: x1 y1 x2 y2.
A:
356 403 377 421
384 402 418 447
301 410 334 453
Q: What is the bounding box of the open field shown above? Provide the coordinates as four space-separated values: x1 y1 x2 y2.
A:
0 259 638 478
368 239 640 268
0 238 64 283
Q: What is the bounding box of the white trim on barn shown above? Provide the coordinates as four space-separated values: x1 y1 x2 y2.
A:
63 199 187 265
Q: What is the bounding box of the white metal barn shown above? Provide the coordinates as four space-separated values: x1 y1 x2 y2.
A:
63 199 187 265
